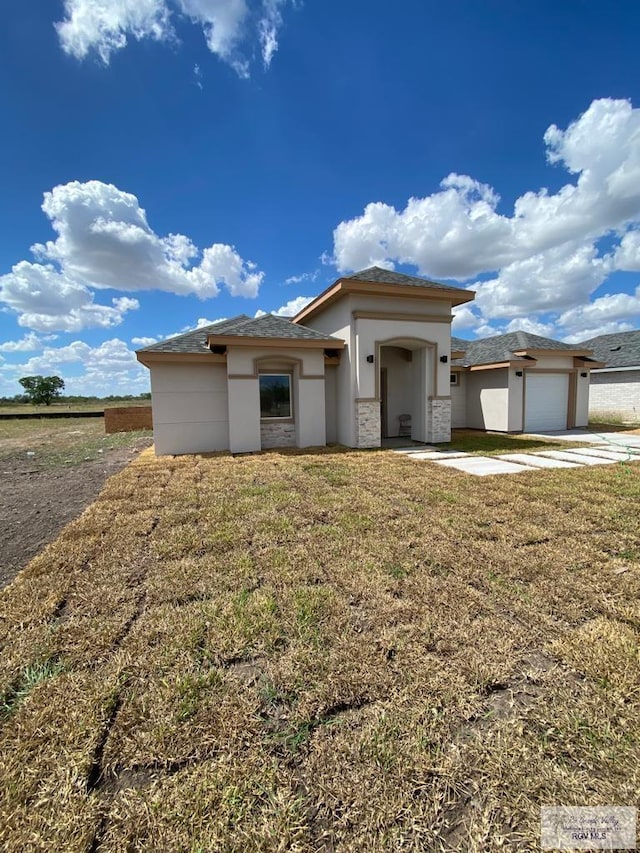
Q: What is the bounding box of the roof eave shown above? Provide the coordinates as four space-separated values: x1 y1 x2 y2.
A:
468 359 538 371
206 334 344 349
136 351 227 368
512 347 592 358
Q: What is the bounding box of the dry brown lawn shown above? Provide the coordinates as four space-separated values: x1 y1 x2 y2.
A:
1 446 639 852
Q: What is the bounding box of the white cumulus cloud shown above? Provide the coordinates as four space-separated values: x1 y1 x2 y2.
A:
0 338 150 397
273 295 314 316
55 0 294 76
332 98 640 341
0 332 58 353
131 336 159 347
254 295 314 318
0 180 263 332
285 269 319 285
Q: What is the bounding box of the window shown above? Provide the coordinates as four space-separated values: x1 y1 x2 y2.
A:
259 374 292 419
450 372 459 386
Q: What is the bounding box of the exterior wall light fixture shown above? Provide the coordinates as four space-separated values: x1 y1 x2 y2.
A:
515 370 523 377
440 355 448 363
366 354 374 363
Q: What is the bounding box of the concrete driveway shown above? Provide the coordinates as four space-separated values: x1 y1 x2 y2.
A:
525 429 640 447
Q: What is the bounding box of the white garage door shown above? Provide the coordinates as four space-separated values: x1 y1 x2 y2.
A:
524 373 569 432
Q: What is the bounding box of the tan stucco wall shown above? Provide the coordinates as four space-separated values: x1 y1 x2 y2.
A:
150 362 229 455
466 368 509 431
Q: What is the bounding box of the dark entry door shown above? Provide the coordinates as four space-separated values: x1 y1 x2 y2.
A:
380 367 388 438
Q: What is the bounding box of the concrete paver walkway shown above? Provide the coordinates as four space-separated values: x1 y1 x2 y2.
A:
391 434 640 476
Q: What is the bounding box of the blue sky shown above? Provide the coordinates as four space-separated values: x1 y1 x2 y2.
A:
1 0 640 395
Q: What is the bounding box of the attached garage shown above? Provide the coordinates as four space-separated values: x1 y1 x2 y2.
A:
524 373 569 432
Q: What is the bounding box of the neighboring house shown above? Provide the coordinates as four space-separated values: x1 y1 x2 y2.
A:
578 330 640 423
136 267 601 455
451 332 602 433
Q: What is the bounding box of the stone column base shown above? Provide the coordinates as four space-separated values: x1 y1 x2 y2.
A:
355 400 381 448
428 398 451 443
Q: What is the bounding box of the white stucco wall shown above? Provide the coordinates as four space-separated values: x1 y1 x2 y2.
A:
589 369 640 422
466 369 509 431
150 362 229 455
299 298 354 446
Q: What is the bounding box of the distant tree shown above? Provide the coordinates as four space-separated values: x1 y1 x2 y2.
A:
19 375 65 406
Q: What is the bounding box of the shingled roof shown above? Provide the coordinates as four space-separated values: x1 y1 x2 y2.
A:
206 313 342 342
137 313 342 355
138 316 253 354
577 330 640 369
451 331 590 367
344 266 471 295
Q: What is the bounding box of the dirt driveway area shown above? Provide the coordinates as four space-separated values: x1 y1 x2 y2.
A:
0 418 152 588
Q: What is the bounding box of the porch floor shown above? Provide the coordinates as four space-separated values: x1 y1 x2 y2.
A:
380 437 429 449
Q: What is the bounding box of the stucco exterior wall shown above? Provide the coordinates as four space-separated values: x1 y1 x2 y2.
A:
324 366 338 443
411 349 427 441
466 368 509 431
150 362 229 455
589 369 640 422
353 314 450 400
226 347 326 452
529 355 575 370
295 371 327 447
507 370 525 432
450 374 466 428
301 293 454 447
575 370 591 426
301 298 354 446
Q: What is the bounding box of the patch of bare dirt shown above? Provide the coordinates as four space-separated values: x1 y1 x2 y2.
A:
0 441 151 588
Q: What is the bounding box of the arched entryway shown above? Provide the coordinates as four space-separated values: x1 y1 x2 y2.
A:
377 337 435 444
